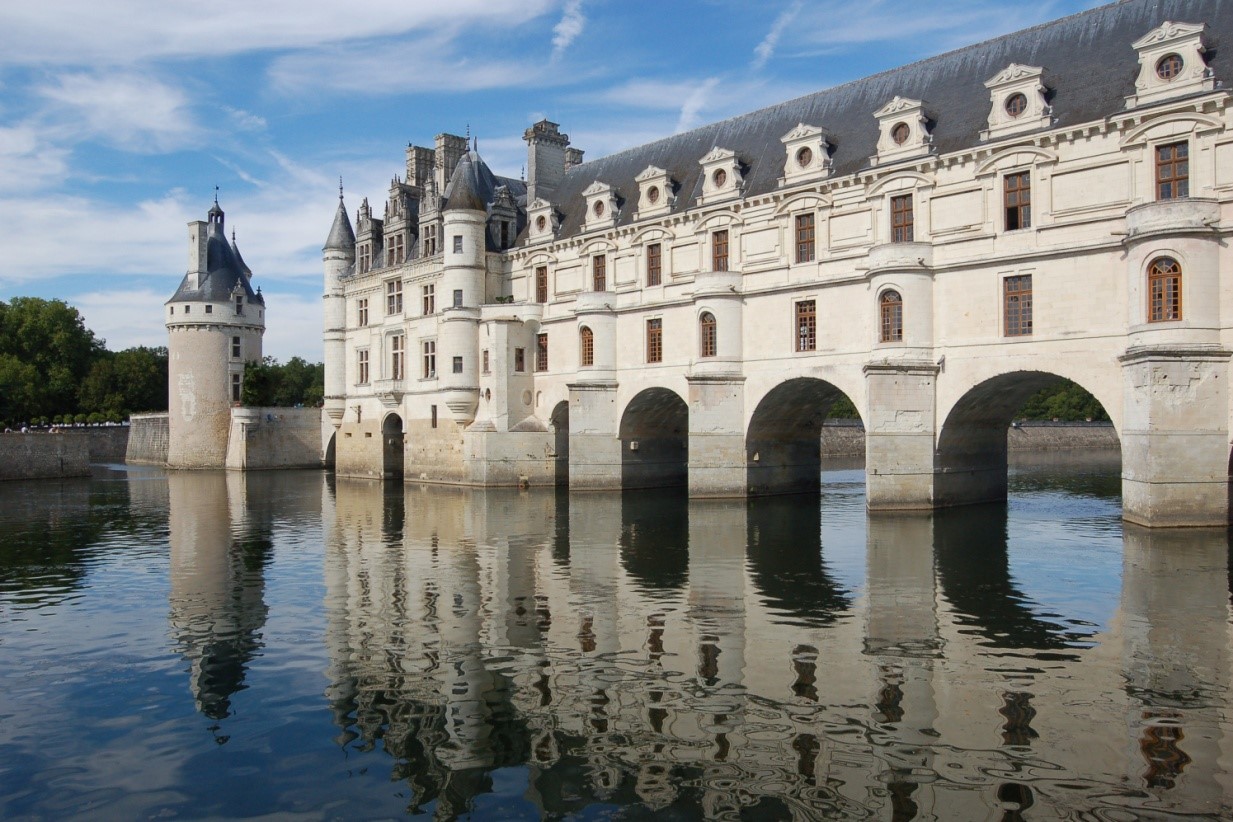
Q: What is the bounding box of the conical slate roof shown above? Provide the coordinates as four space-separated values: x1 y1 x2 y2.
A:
443 150 499 212
230 230 253 279
167 213 264 306
324 196 355 251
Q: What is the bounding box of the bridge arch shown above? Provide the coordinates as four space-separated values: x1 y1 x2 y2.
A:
619 387 688 489
934 370 1119 508
746 377 862 496
381 412 404 480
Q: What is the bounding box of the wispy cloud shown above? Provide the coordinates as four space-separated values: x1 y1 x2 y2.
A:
675 77 721 133
38 71 198 153
752 0 802 70
552 0 586 60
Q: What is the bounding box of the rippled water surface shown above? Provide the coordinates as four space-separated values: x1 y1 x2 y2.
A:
1 452 1230 819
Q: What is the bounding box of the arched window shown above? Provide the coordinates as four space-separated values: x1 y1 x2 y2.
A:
580 326 595 366
879 291 903 343
699 312 717 358
1148 257 1182 322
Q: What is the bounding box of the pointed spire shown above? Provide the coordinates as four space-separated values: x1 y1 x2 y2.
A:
324 184 356 253
230 228 253 280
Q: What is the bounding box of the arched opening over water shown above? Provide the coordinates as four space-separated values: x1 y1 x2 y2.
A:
935 371 1119 509
746 378 861 496
619 388 688 490
381 413 404 480
550 401 569 487
324 432 336 470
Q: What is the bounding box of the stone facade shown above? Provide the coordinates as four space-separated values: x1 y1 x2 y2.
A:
323 0 1233 526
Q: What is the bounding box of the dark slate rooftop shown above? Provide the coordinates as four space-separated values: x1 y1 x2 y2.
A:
168 217 265 306
444 150 527 212
545 0 1233 240
324 196 356 251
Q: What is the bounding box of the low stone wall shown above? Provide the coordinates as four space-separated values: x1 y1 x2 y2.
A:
74 427 130 463
0 433 91 481
126 413 169 465
819 420 1119 457
225 407 323 470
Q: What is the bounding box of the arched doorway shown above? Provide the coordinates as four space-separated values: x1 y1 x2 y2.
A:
550 400 569 487
619 388 688 489
935 371 1118 508
746 378 858 495
381 413 404 480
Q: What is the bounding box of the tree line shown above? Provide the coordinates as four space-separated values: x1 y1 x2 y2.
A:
0 297 323 429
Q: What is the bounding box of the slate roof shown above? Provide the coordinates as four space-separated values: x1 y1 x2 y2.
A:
324 196 356 251
168 216 265 306
443 150 528 212
544 0 1233 240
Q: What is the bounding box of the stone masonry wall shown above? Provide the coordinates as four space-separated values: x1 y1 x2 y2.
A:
226 407 323 470
127 414 170 465
0 433 90 481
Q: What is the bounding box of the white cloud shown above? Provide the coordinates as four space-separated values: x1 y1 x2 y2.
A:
552 0 586 60
268 37 549 96
38 72 198 153
258 290 324 363
0 0 558 66
752 0 803 70
676 78 720 133
72 288 171 352
224 107 267 132
0 124 70 194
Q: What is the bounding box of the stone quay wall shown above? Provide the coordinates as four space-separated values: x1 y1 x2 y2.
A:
0 433 91 481
225 407 323 470
126 414 170 465
820 420 1119 458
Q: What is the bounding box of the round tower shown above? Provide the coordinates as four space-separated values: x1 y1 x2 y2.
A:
323 183 356 427
165 199 266 468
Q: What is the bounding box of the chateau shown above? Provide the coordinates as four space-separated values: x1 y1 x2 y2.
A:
322 0 1233 527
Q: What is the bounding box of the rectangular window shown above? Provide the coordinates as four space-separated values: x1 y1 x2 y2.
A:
205 305 212 314
536 333 548 371
357 349 369 384
452 355 463 374
795 214 816 263
231 373 241 403
1149 259 1182 322
795 300 816 352
422 284 435 315
390 334 404 380
452 289 463 308
646 318 663 363
357 298 368 326
712 229 729 271
421 339 436 378
358 242 372 274
535 265 548 303
1004 172 1031 230
235 296 244 315
231 336 241 359
1156 141 1189 200
646 243 662 286
891 194 914 243
1003 275 1033 336
386 280 403 315
388 233 404 266
593 255 606 291
453 234 463 254
482 349 490 374
514 347 526 373
423 224 438 256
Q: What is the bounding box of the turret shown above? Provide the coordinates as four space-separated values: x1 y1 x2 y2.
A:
165 198 266 468
323 183 356 426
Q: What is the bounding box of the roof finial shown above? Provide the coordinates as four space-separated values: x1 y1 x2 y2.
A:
214 185 219 205
466 122 471 139
338 176 344 201
231 228 236 243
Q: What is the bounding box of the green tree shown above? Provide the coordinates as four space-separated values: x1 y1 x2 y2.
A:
0 297 105 421
1017 379 1110 421
240 356 324 407
78 346 169 417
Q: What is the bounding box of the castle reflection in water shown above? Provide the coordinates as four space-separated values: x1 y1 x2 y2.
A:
161 464 1233 818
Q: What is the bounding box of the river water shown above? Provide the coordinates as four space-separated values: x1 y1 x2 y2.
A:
0 452 1229 819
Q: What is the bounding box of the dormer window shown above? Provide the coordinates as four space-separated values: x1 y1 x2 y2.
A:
779 124 831 187
536 215 547 231
1156 53 1183 80
593 200 605 217
1127 22 1214 109
872 98 932 166
235 296 243 315
713 169 728 188
582 182 618 230
528 197 559 243
698 147 743 205
981 65 1049 141
634 165 675 218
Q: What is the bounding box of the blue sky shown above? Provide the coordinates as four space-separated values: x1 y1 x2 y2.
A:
0 0 1101 362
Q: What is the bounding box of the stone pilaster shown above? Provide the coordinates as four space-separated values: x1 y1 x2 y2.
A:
687 375 746 497
567 381 621 491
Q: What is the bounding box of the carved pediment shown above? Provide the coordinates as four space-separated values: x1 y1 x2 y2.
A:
1133 20 1205 50
700 146 736 165
636 165 667 182
582 180 611 197
985 63 1043 89
874 96 923 118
